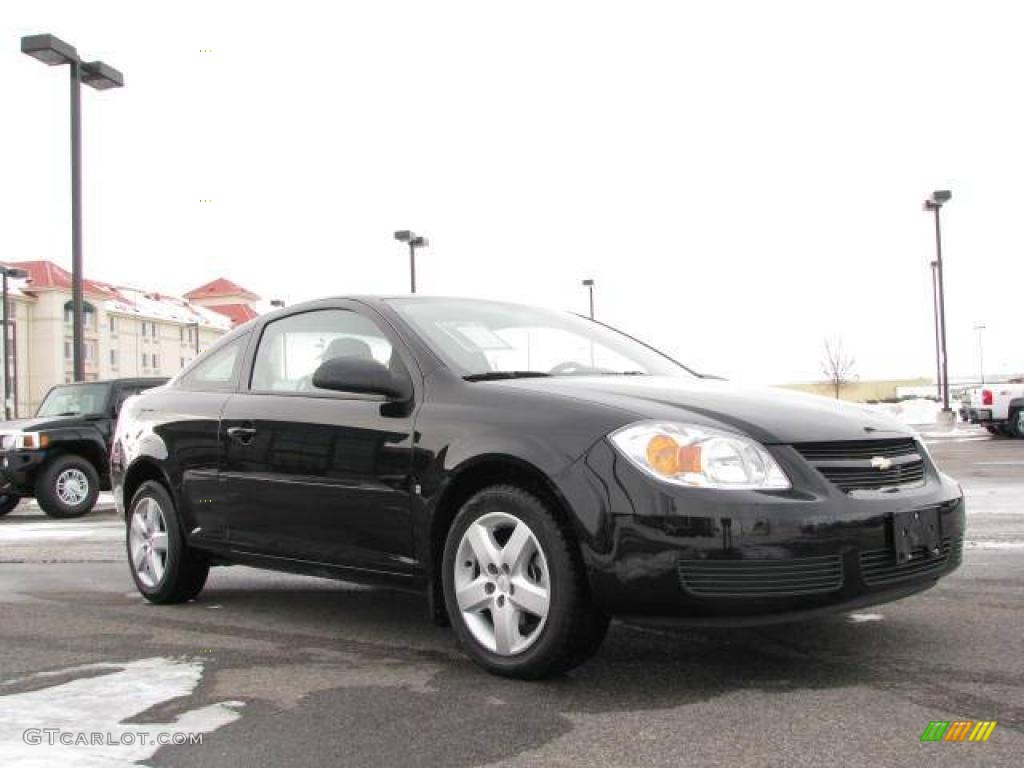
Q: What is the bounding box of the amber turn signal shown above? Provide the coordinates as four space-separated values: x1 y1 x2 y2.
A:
645 434 701 476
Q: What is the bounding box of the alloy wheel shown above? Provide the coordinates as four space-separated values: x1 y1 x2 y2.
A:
129 497 170 588
454 512 550 656
55 468 89 507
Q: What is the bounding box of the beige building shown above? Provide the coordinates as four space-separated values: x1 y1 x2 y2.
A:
1 261 261 418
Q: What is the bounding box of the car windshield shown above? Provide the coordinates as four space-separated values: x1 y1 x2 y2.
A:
388 298 696 379
35 384 111 418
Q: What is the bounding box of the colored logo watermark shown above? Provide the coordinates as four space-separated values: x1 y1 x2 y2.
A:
920 721 997 742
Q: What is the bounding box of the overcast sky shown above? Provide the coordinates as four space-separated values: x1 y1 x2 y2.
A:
2 1 1021 385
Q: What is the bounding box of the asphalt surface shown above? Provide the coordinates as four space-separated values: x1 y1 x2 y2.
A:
1 428 1022 767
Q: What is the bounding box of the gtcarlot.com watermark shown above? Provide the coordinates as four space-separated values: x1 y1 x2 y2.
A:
23 728 203 747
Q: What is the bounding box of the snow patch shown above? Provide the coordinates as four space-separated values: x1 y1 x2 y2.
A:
0 657 242 767
847 613 884 623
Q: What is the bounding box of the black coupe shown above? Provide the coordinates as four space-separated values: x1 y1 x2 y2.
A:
112 297 964 678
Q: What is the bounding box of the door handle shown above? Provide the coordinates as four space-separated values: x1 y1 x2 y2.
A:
226 426 256 444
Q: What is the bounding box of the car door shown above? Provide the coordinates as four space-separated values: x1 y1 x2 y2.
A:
220 302 419 575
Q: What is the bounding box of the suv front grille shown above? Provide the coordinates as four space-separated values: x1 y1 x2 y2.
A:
793 439 926 493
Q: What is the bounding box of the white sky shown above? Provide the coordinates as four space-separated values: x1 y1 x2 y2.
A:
2 1 1021 385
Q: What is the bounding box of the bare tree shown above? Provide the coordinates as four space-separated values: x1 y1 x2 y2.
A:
821 337 856 399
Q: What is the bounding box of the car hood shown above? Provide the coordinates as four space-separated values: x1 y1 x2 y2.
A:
492 376 914 444
0 415 92 432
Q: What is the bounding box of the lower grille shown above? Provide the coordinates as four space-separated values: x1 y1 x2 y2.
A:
678 554 843 598
859 537 960 586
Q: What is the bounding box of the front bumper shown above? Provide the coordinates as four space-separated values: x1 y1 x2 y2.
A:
568 441 966 624
0 450 47 495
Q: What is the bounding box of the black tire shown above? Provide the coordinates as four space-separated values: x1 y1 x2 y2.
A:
127 480 209 604
1008 410 1024 439
0 495 20 517
34 454 100 518
442 485 607 679
984 425 1001 436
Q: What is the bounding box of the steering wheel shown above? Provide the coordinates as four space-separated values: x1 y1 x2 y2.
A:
549 361 589 375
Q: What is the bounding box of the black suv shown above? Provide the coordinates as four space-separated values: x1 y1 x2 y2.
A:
0 378 166 518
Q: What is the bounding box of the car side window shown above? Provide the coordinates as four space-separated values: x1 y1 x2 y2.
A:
180 336 246 391
250 309 395 394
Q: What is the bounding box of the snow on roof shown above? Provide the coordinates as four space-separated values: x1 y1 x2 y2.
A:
103 285 233 330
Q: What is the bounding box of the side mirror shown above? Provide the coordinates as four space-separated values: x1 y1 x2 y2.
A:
312 357 411 400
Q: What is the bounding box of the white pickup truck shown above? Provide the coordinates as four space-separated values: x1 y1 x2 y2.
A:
963 381 1024 437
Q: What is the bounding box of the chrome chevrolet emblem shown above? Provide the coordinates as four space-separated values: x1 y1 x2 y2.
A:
870 456 893 471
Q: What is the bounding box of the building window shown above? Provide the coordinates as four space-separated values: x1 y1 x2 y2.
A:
64 341 72 360
84 342 96 362
152 354 160 371
141 321 147 337
110 349 118 368
109 315 117 334
141 352 148 368
180 356 186 369
151 322 158 337
188 326 195 343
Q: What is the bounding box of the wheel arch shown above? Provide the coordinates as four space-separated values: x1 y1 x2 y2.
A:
426 454 584 623
121 458 174 520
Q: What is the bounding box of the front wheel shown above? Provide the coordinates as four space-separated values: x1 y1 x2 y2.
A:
442 485 608 679
127 481 209 604
0 495 20 517
35 454 100 518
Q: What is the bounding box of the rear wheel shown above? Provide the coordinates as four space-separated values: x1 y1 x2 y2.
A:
0 495 20 517
442 485 607 679
1008 410 1024 439
35 454 100 518
127 481 209 604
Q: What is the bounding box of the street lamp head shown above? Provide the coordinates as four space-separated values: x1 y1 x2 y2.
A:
582 279 594 287
931 189 952 205
394 230 413 243
411 236 428 248
270 299 285 308
0 266 29 279
81 60 124 90
21 33 78 65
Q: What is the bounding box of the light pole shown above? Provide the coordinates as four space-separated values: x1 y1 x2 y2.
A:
1 266 29 419
582 279 595 319
974 323 986 386
930 261 942 401
21 34 123 382
923 189 952 413
394 230 429 293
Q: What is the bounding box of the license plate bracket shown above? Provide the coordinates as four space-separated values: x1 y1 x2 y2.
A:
891 507 942 563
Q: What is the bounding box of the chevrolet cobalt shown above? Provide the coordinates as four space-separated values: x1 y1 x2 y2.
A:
112 297 964 678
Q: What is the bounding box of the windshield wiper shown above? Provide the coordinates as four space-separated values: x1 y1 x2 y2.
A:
463 371 553 382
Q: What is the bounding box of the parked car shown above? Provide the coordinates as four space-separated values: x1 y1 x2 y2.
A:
112 298 965 678
0 378 167 518
963 381 1024 437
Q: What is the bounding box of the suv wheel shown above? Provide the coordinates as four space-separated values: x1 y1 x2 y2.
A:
35 454 100 518
127 481 209 604
442 485 608 679
0 495 20 517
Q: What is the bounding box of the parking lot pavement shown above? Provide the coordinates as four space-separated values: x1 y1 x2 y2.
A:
1 435 1022 767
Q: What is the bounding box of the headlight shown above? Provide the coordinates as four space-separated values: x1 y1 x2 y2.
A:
609 421 790 490
14 432 49 450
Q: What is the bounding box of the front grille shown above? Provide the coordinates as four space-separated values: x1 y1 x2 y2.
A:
793 439 926 493
678 554 843 598
859 537 960 586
